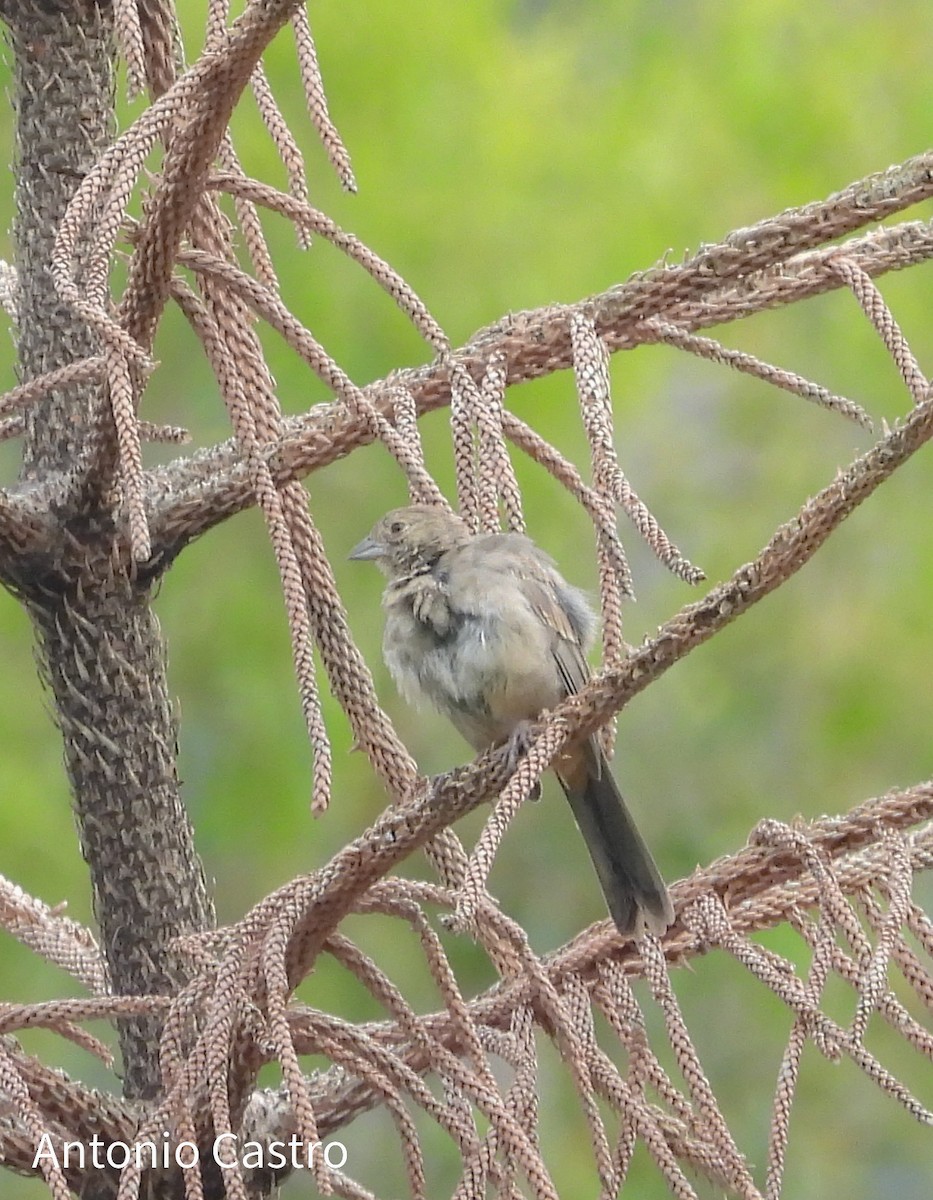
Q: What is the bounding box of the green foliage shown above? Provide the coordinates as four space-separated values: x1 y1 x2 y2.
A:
1 2 932 1197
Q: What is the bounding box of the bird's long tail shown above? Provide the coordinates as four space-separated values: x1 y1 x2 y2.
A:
557 742 673 937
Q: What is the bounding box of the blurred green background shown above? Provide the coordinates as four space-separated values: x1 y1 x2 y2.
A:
1 1 932 1196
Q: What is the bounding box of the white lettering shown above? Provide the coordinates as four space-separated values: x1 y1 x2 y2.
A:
134 1140 159 1169
197 1132 349 1172
106 1141 130 1170
240 1141 263 1170
34 1132 213 1172
324 1140 348 1170
175 1141 200 1169
212 1132 238 1167
32 1134 63 1170
62 1139 86 1169
89 1134 106 1169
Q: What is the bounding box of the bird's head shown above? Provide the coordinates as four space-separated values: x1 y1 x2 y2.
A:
348 505 470 578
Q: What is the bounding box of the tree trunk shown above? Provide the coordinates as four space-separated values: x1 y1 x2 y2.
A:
2 0 214 1102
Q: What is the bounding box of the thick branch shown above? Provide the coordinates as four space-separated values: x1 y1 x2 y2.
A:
304 787 933 1137
143 212 933 558
3 183 931 564
6 2 112 479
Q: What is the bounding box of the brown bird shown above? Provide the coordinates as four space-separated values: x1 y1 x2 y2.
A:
349 505 673 936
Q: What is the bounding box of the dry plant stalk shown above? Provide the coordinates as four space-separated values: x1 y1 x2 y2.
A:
0 2 930 1199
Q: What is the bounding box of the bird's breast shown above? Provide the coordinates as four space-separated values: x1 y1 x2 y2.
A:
383 583 562 749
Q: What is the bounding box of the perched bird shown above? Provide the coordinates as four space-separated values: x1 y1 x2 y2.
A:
349 505 673 936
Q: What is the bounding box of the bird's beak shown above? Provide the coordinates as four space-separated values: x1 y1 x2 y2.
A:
348 534 385 561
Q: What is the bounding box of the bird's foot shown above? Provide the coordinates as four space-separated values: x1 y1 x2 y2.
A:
504 720 542 800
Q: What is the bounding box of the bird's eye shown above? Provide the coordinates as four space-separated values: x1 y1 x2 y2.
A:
389 520 405 535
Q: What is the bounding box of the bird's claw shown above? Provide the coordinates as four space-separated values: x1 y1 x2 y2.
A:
504 719 542 800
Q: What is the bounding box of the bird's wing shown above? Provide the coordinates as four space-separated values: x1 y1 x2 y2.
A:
439 532 594 698
513 550 604 785
518 571 591 698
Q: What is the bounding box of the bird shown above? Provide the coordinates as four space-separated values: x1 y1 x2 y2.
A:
349 504 673 937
